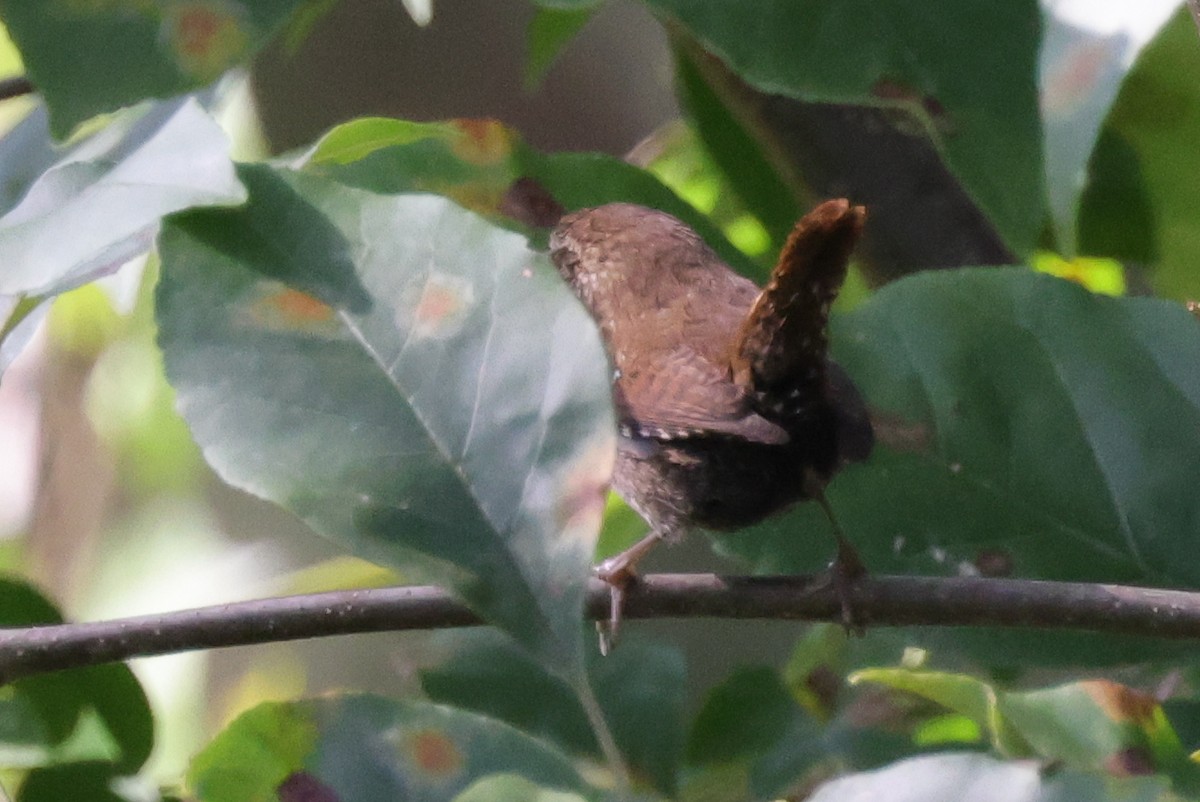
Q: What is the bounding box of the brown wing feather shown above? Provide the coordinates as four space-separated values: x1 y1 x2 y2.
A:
617 345 788 444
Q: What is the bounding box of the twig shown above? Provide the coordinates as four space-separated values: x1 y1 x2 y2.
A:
0 76 35 103
1 573 1199 684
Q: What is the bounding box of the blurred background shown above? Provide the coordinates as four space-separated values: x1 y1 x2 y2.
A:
0 0 1182 785
0 0 777 783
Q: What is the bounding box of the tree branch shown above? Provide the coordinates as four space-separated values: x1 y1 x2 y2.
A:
0 76 35 103
1 573 1198 684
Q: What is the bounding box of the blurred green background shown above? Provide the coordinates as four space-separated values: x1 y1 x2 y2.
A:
0 0 784 783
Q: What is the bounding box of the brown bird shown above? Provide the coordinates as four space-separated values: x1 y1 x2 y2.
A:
549 200 873 648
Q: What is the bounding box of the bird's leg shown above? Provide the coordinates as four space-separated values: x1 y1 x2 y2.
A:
593 529 664 655
812 486 867 634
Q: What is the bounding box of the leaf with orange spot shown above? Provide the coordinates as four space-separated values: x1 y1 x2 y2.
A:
451 119 514 166
163 1 251 81
4 0 309 136
189 695 588 802
243 286 343 337
159 164 615 674
406 273 476 339
1081 681 1159 727
1003 680 1198 791
302 117 756 274
405 729 463 777
267 288 335 323
853 668 1200 794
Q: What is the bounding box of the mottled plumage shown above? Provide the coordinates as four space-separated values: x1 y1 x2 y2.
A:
550 200 871 539
551 200 872 648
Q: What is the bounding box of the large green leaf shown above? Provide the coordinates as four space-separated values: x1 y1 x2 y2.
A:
726 268 1200 590
673 50 799 257
0 579 154 776
0 0 305 137
1039 3 1176 256
854 669 1200 792
421 630 686 795
643 0 1044 258
0 107 62 215
0 98 245 299
301 116 758 276
188 696 589 802
156 164 614 673
714 268 1200 664
525 5 599 88
807 753 1174 802
17 762 134 802
681 662 912 800
1079 7 1200 300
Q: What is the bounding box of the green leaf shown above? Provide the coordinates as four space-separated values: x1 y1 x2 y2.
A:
302 116 758 277
186 702 317 802
644 0 1044 257
188 696 589 802
681 665 803 800
0 98 245 298
849 669 1030 758
15 667 154 774
1002 681 1199 792
156 165 614 673
682 661 913 800
525 6 598 88
452 774 589 802
717 268 1200 665
686 666 798 767
0 295 48 380
725 269 1200 589
0 107 62 215
673 49 799 253
421 630 686 795
1079 7 1200 300
0 98 240 380
0 579 154 775
518 148 759 277
853 670 1200 792
421 632 597 757
17 761 131 802
1039 4 1175 256
807 753 1174 802
781 624 849 716
0 0 306 137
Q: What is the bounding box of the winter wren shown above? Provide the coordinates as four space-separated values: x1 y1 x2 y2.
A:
550 200 873 642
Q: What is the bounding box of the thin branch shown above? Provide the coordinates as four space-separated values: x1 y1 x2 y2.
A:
0 76 35 103
1 573 1199 684
1189 0 1200 39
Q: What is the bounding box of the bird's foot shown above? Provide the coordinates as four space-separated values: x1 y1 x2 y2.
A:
592 529 664 655
830 535 867 636
593 557 637 656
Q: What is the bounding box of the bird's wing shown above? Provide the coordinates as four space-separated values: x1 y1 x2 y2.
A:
731 200 865 403
617 345 788 444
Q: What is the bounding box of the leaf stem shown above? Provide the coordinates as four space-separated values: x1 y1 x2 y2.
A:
573 673 633 796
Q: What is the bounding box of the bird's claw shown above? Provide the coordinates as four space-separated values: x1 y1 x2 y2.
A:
594 558 635 656
830 536 867 636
